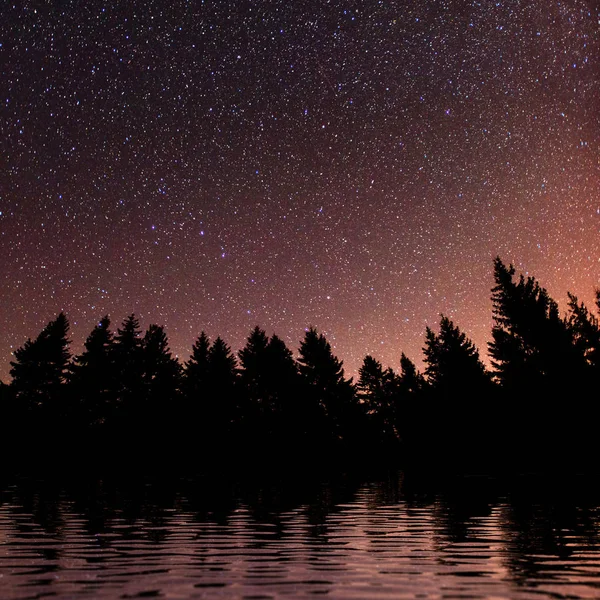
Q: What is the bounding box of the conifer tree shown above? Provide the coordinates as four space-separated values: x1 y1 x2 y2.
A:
184 331 210 400
423 316 493 463
237 329 302 443
398 353 425 397
488 257 580 390
238 326 270 414
298 327 348 390
487 258 589 464
9 337 41 411
208 337 237 387
393 353 426 449
142 324 181 401
424 316 490 394
10 313 71 417
206 337 238 438
184 331 211 400
564 293 600 447
183 331 211 436
141 324 182 440
357 355 398 446
112 314 144 424
297 327 357 444
0 379 16 451
264 333 299 416
567 292 600 374
357 356 398 415
69 316 115 428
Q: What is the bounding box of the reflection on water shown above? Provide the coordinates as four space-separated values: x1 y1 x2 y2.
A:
1 473 600 599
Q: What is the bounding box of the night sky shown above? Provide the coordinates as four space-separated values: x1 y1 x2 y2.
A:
1 1 598 381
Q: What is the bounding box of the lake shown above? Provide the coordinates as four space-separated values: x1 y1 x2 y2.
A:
1 471 600 599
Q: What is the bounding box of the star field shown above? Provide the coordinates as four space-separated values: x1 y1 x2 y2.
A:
1 0 598 380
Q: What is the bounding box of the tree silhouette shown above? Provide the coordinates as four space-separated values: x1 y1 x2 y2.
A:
69 316 116 429
208 337 237 388
489 257 580 391
393 353 426 450
398 353 425 397
423 315 493 466
357 355 398 448
564 292 600 457
5 251 600 473
206 336 238 441
357 355 385 413
264 334 300 426
424 316 491 394
142 325 181 397
297 327 357 446
183 331 211 421
488 257 588 465
10 313 71 421
238 326 270 435
112 314 144 428
567 292 600 376
140 324 182 447
236 328 306 449
0 378 16 454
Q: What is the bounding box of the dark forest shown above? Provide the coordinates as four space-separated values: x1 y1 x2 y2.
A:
2 257 599 474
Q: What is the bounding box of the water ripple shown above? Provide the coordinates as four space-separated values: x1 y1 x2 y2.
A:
1 475 600 599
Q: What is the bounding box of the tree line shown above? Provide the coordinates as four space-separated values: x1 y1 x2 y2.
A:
1 257 599 472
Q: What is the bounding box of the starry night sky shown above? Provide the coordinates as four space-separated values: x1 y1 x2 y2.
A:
1 0 598 381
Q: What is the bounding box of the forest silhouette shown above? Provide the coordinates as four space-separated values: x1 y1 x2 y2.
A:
2 257 599 474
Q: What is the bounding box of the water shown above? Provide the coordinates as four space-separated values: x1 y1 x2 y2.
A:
1 473 600 599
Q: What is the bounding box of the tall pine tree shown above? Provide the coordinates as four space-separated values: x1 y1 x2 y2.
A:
206 337 238 442
488 258 586 465
183 331 211 419
423 315 493 466
263 334 300 426
357 355 398 448
112 314 144 428
489 257 581 391
424 316 491 395
10 313 71 417
297 327 357 446
69 316 116 429
238 326 270 428
140 324 182 446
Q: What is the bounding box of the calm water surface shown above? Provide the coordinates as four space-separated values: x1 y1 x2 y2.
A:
1 472 600 599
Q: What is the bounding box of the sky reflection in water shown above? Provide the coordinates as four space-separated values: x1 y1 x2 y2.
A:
1 473 600 599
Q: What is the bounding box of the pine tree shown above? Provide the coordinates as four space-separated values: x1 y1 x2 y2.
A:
206 337 238 438
357 355 398 447
141 324 182 442
357 356 398 417
398 353 425 397
297 327 357 445
69 316 115 428
142 324 181 401
208 337 237 387
238 326 270 415
393 353 426 449
112 314 144 424
567 292 600 374
564 293 600 451
10 312 71 417
487 258 586 465
0 378 16 452
423 316 493 464
264 333 299 417
184 331 211 401
298 327 348 389
488 257 580 390
424 316 490 394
